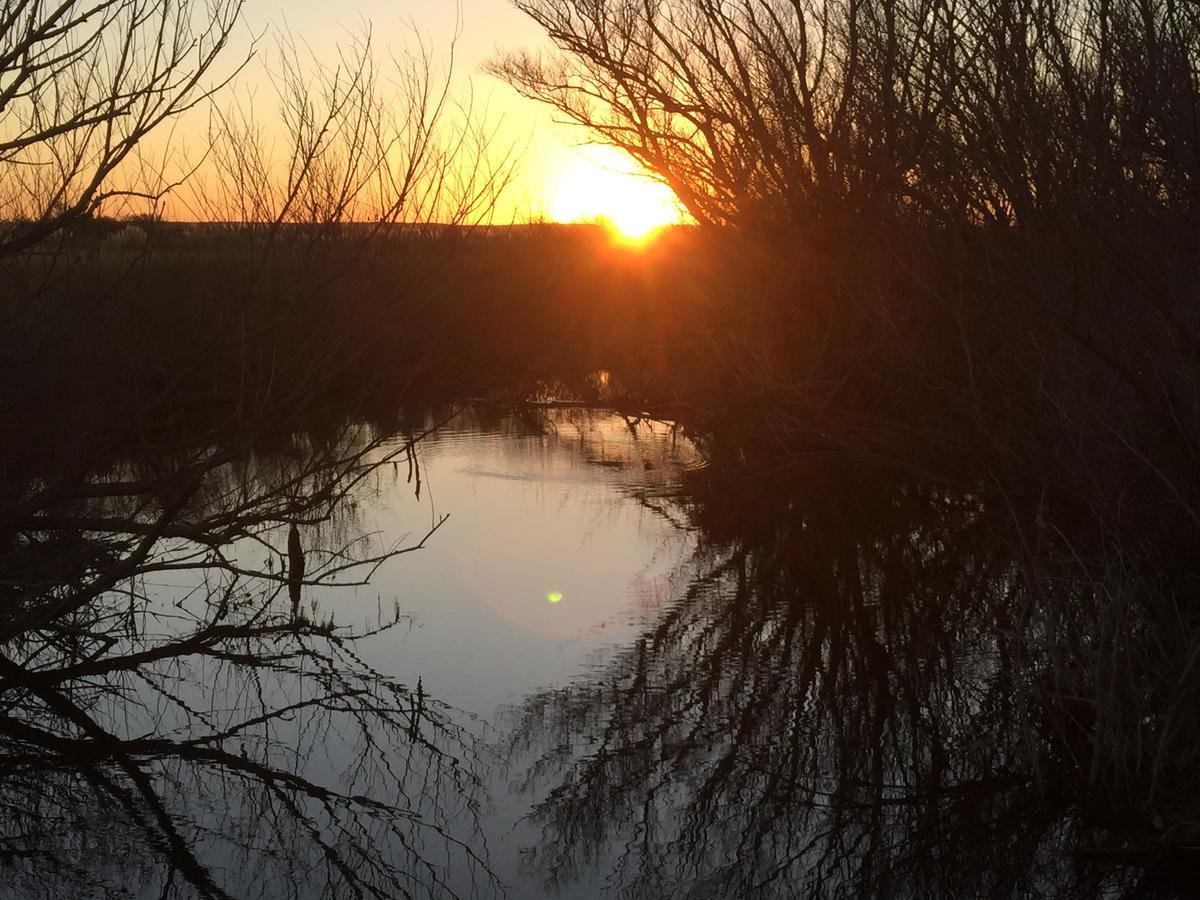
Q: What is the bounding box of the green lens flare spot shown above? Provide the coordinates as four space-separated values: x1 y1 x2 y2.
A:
547 592 564 604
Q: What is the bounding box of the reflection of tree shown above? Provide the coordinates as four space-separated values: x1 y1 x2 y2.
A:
507 463 1198 899
0 414 493 899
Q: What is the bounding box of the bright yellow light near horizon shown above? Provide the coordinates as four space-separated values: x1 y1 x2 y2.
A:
548 145 684 242
547 592 564 604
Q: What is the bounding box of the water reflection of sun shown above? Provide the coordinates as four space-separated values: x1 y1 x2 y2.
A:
549 144 685 242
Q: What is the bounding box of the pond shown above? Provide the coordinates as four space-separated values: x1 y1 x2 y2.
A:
0 400 1188 899
337 408 702 898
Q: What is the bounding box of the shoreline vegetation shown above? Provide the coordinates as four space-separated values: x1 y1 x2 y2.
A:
2 0 1199 896
4 206 1199 894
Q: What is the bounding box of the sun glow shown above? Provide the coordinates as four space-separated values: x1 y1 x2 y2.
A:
548 145 685 241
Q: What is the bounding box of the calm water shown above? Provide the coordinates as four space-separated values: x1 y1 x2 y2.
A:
1 403 1188 898
336 410 702 898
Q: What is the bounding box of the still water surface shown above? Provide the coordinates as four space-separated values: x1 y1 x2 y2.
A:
2 403 1182 899
356 411 697 713
346 410 700 897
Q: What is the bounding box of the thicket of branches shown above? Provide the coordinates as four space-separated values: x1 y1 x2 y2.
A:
0 0 245 255
495 0 1200 566
503 433 1199 899
1 419 496 899
488 7 1200 892
0 4 514 896
497 0 1198 227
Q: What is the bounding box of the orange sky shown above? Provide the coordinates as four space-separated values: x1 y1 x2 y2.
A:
192 0 686 232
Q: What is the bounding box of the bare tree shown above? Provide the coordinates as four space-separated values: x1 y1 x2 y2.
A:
493 0 1200 561
0 0 247 256
193 28 515 233
494 0 1200 228
0 10 518 896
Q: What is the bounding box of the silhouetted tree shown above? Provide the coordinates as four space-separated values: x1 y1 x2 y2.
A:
0 12 519 894
495 0 1200 575
496 0 1200 228
0 1 245 256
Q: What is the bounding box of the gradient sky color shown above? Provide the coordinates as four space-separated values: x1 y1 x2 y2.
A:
226 1 681 225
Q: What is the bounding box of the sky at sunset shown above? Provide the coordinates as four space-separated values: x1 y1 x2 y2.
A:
213 0 686 229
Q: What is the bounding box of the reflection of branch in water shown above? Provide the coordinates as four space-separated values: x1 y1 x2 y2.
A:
288 523 305 618
0 412 493 899
2 618 488 898
505 465 1200 899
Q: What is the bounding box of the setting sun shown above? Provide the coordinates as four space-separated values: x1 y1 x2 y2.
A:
548 144 685 241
